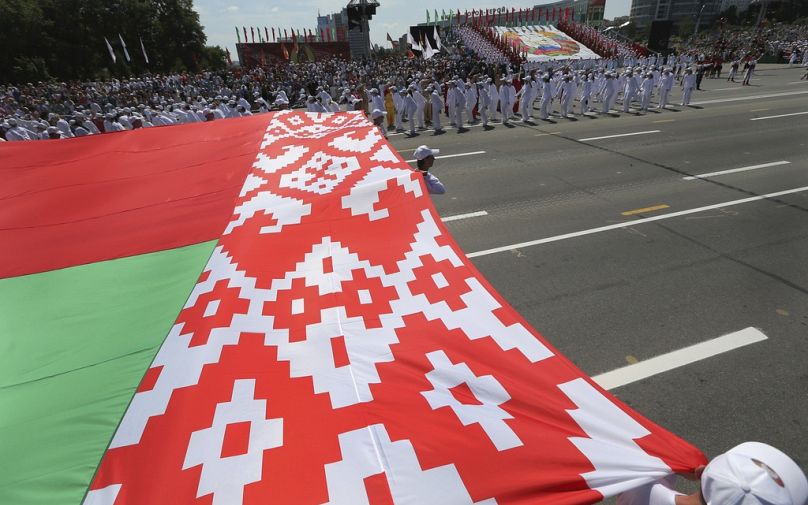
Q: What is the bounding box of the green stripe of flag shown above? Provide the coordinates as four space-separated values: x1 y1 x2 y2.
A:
0 241 216 505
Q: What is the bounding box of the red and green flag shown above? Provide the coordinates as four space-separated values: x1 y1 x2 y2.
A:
1 112 705 505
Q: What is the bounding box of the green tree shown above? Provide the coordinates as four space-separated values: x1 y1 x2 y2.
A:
0 0 215 82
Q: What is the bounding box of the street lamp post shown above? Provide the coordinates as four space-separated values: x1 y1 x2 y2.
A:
694 2 707 36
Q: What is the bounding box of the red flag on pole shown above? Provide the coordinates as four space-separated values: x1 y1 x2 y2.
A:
281 42 289 60
272 27 276 42
265 27 269 42
284 28 288 40
552 7 556 21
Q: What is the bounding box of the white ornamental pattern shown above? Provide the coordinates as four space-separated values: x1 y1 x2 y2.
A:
88 112 700 505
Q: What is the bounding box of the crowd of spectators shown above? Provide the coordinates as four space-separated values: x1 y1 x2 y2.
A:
558 19 650 60
672 22 808 64
2 20 806 141
453 26 512 65
0 51 511 140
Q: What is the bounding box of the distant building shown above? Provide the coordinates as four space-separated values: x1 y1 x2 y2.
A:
719 0 752 13
316 11 349 43
630 0 722 28
317 1 378 60
533 0 606 26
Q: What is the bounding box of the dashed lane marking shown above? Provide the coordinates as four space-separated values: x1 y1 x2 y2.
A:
621 204 670 216
467 185 808 258
593 327 768 390
683 161 791 180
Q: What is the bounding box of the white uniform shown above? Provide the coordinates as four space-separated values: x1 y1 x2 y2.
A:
487 81 500 121
404 93 418 135
622 73 638 112
639 77 654 111
499 83 515 124
478 85 491 126
430 90 444 131
539 79 555 119
453 86 466 127
465 84 477 123
447 85 457 126
559 79 576 117
518 79 535 121
580 78 593 114
657 73 673 109
413 90 426 129
681 73 696 105
602 78 617 113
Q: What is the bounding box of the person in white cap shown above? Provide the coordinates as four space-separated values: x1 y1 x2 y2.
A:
681 68 696 106
499 79 516 124
538 74 555 120
487 78 500 122
412 145 445 195
618 441 808 505
580 72 593 115
370 109 387 138
412 86 426 131
559 74 576 118
477 81 491 128
429 86 444 133
658 68 674 110
368 88 385 117
451 83 466 130
639 72 654 112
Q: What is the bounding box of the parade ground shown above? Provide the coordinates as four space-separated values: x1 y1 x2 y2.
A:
390 64 808 468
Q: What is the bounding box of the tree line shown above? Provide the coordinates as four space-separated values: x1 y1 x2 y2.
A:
0 0 227 83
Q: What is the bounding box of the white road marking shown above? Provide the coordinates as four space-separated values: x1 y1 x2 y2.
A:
593 327 768 390
750 111 808 121
709 87 743 91
467 185 808 257
788 81 808 84
683 160 791 180
442 210 489 222
691 89 808 105
578 130 661 142
406 151 486 163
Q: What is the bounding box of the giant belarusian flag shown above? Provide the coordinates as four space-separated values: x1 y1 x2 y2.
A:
0 111 706 505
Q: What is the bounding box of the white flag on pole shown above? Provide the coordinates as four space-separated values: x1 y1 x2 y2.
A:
104 37 117 63
118 33 131 62
139 36 149 64
433 25 442 50
407 32 422 52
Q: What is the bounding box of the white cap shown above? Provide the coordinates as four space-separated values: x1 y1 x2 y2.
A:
413 145 439 161
370 109 386 119
702 443 808 505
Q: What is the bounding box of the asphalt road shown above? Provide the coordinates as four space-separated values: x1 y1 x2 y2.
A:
389 64 808 483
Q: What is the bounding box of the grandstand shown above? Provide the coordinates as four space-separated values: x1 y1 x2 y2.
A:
414 6 652 66
237 41 350 67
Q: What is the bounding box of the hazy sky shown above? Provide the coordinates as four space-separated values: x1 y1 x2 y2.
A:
195 0 632 57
